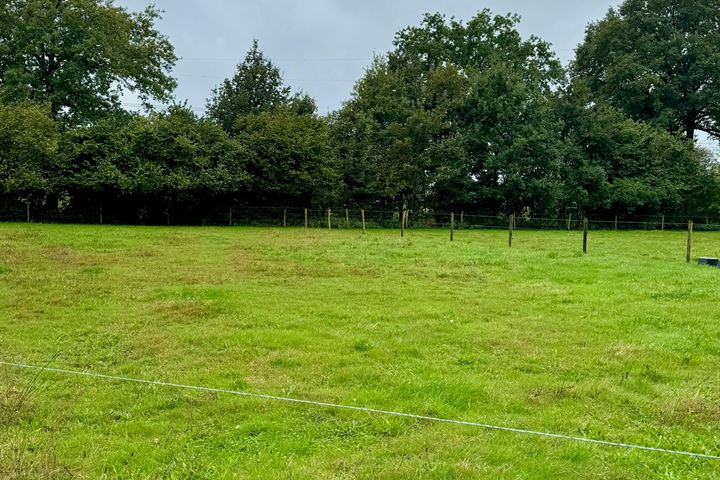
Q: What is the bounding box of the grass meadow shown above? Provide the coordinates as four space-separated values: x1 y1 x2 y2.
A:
1 224 719 479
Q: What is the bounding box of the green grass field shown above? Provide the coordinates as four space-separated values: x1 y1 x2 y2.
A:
1 224 719 479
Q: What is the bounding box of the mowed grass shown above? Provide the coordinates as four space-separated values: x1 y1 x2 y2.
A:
1 224 720 479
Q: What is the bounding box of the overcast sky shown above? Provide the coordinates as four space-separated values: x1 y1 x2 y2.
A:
116 0 619 114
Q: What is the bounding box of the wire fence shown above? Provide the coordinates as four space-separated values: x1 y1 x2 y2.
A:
2 200 720 232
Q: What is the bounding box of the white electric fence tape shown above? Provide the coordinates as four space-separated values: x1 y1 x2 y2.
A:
2 360 718 460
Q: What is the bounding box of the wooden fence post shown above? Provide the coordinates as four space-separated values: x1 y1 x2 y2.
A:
400 209 405 237
26 201 30 223
567 213 571 231
509 214 514 248
346 208 349 226
460 211 464 229
283 208 287 227
327 208 332 230
583 218 589 254
450 213 455 241
361 209 366 234
687 220 693 263
661 214 665 231
304 208 308 229
99 204 103 225
614 214 618 231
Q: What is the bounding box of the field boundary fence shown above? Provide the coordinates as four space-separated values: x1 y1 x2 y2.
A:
2 200 720 232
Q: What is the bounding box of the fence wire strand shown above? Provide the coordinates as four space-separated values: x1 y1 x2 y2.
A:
3 200 720 230
1 360 718 461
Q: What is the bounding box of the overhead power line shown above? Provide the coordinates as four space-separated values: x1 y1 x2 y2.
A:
171 73 357 82
178 56 373 62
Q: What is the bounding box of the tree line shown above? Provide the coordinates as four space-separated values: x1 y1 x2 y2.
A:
1 0 719 223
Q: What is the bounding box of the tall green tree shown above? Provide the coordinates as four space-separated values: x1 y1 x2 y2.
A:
334 11 565 213
0 103 58 216
573 0 720 140
0 0 177 125
207 40 296 133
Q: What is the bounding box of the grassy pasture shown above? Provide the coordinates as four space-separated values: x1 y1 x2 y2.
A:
1 224 719 479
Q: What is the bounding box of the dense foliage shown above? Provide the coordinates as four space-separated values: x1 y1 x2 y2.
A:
0 0 177 125
0 0 718 222
333 12 566 213
334 11 715 216
0 103 58 213
57 106 251 218
573 0 720 140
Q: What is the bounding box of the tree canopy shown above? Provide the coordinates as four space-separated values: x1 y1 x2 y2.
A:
236 107 339 206
0 102 58 203
59 105 252 200
0 3 718 223
0 0 177 125
334 11 567 212
206 40 316 133
573 0 720 140
557 92 713 214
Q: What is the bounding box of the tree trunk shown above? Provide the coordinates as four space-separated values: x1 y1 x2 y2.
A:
685 118 696 141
